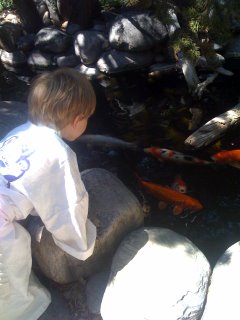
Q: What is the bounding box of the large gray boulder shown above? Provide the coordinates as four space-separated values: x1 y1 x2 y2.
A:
28 168 144 284
27 49 56 70
101 227 211 320
35 26 72 53
0 50 28 73
109 12 168 52
74 30 108 65
97 49 154 74
55 53 80 68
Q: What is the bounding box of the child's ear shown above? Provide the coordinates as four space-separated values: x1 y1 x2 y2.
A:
73 114 85 127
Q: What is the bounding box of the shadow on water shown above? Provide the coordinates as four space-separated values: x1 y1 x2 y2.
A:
0 101 28 137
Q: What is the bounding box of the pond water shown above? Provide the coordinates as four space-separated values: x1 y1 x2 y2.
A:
2 67 240 267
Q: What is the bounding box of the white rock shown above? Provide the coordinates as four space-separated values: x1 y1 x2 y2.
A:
201 241 240 320
101 227 211 320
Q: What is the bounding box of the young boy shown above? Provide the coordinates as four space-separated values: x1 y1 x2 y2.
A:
0 68 97 320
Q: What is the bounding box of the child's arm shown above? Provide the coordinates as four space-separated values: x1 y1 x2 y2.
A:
24 148 96 260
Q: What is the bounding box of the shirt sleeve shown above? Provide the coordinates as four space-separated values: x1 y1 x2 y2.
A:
23 145 96 261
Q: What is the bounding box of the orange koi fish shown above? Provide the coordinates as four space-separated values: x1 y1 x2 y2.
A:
139 179 203 215
144 146 212 165
211 150 240 168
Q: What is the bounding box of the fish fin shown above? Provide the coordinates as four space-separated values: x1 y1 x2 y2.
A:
158 201 168 210
211 150 228 161
143 147 151 154
229 161 240 169
172 205 184 215
126 142 141 151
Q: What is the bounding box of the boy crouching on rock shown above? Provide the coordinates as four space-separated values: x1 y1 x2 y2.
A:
0 68 97 320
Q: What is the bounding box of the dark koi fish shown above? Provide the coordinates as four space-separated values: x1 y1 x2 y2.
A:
78 134 139 150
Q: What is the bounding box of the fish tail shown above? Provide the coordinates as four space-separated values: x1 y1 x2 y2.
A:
143 147 152 154
130 143 142 151
173 205 184 215
134 171 144 185
200 160 213 165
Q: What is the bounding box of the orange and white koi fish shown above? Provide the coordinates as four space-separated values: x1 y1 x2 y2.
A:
211 150 240 168
144 146 212 165
139 179 203 215
171 175 187 194
158 175 188 212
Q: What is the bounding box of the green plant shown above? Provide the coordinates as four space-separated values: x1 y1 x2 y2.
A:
99 0 122 11
156 0 240 62
171 32 201 63
99 0 240 63
99 0 140 11
0 0 14 12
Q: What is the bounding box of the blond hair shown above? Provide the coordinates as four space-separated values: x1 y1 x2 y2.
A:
28 68 96 129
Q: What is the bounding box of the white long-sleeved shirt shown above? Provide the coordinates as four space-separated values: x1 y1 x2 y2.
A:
0 121 96 260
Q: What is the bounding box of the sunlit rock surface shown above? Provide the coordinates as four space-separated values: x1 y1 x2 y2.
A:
28 50 56 70
101 227 211 320
109 12 168 52
34 26 72 53
97 49 154 74
201 241 240 320
74 30 108 65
